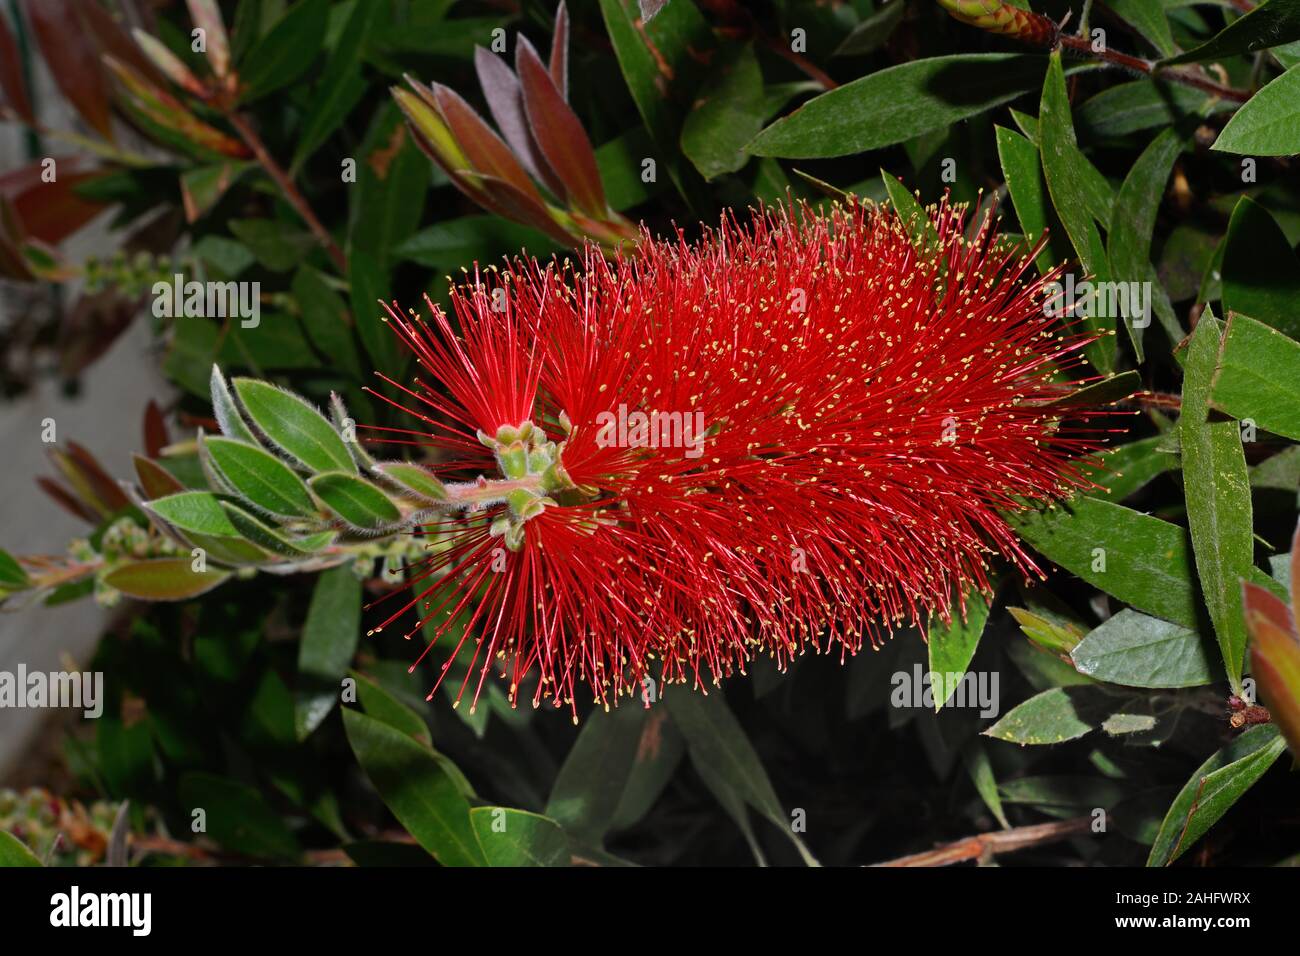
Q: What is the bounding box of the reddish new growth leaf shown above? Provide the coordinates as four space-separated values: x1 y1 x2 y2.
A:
365 199 1104 717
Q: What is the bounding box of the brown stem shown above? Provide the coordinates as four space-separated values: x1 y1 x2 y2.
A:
760 35 839 90
873 815 1093 866
224 111 348 273
1058 34 1252 103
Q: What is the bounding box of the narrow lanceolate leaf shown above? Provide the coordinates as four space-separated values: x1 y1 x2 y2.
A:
372 461 448 503
546 706 646 845
233 378 356 473
186 0 231 78
1147 725 1286 866
665 690 819 865
1071 609 1215 688
295 565 363 741
238 0 328 102
343 709 485 866
1163 0 1300 65
1211 313 1300 442
1107 128 1182 361
310 472 402 529
1220 197 1300 340
929 591 992 711
146 491 239 538
1213 64 1300 157
104 558 230 601
431 82 549 211
210 366 259 444
746 54 1048 159
203 436 318 518
1079 436 1177 503
177 773 300 861
471 808 570 866
220 502 331 556
1039 51 1114 373
996 125 1058 275
1007 497 1199 628
1181 315 1255 690
1243 580 1300 758
983 687 1108 745
104 57 248 158
516 36 607 217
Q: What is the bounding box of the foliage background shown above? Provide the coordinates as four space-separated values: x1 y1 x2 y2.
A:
1 0 1300 868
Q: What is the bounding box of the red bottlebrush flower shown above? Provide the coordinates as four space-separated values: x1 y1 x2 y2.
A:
366 198 1103 717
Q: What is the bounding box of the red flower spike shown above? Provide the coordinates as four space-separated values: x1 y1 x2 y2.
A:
367 199 1107 719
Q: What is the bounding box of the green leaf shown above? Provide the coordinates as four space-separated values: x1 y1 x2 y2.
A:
1181 315 1254 690
747 54 1048 159
546 706 646 845
1080 436 1177 502
372 461 447 503
233 378 356 474
295 564 362 741
210 365 259 444
220 502 332 556
928 591 992 711
880 169 941 253
351 669 432 748
1007 496 1198 627
103 558 231 601
291 268 362 380
309 472 401 529
1212 313 1300 442
146 491 239 537
1214 63 1300 156
995 125 1058 274
238 0 329 101
228 218 315 272
0 830 42 867
833 0 906 56
470 808 570 866
395 216 559 272
680 43 764 180
1077 80 1226 140
1070 609 1215 687
0 547 31 589
1220 197 1300 340
1147 725 1286 866
1164 0 1300 65
1107 128 1182 361
203 436 318 518
290 0 379 171
177 771 301 860
1039 51 1114 373
180 161 249 221
983 687 1110 745
962 742 1010 829
665 690 819 865
343 709 485 866
1107 0 1177 57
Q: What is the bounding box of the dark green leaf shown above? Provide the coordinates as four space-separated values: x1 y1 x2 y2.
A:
178 771 301 860
1147 725 1286 866
295 564 362 741
1071 609 1215 687
1220 197 1300 339
239 0 329 101
1211 313 1300 442
983 687 1111 744
546 706 646 845
343 709 484 866
747 54 1047 159
928 591 992 711
1164 0 1300 65
1181 314 1254 688
680 43 764 180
